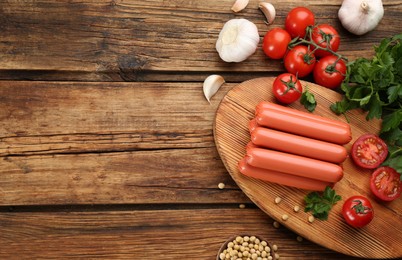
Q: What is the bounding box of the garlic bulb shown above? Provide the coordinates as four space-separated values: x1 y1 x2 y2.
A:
216 19 260 63
338 0 384 35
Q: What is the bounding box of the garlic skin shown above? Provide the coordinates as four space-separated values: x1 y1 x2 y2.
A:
216 19 260 63
338 0 384 35
203 75 225 103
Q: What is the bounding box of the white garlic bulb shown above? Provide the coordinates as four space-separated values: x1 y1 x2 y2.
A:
338 0 384 35
216 19 260 63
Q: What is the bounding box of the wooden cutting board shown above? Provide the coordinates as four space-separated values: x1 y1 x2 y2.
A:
213 77 402 259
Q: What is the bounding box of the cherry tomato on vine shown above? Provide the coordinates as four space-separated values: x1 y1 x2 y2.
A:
272 73 302 104
342 196 374 228
284 45 316 78
351 134 388 169
370 167 402 202
262 28 291 60
311 24 340 57
313 55 346 89
285 7 315 38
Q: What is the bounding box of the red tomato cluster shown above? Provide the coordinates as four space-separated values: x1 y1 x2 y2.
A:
262 7 346 89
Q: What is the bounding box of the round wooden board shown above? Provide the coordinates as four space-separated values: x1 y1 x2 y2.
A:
213 77 402 259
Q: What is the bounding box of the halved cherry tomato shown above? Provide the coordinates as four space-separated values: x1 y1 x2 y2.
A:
262 28 291 60
313 55 346 89
370 167 402 202
285 7 315 38
284 45 316 78
311 24 340 57
272 73 302 104
351 134 388 169
342 195 374 228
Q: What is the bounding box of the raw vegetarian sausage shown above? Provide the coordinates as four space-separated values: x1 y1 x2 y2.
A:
238 157 333 191
255 106 352 144
251 127 348 163
248 118 259 133
256 101 350 130
246 147 344 183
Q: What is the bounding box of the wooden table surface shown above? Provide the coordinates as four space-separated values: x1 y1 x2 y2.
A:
0 1 401 259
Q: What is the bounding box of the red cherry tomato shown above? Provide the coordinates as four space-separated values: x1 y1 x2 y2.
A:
351 134 388 169
262 28 291 60
272 73 302 104
342 196 374 228
284 45 316 78
370 167 402 202
311 24 340 57
285 7 315 38
313 55 346 89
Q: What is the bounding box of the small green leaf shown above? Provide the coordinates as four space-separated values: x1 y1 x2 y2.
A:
366 94 383 120
330 101 345 115
382 156 402 175
300 89 317 112
387 85 401 103
381 110 402 133
304 187 342 221
353 74 366 84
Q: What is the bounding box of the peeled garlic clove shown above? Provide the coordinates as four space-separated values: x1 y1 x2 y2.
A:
231 0 249 12
203 75 225 103
259 2 276 24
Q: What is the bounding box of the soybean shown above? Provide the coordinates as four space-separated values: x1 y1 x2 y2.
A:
219 235 274 260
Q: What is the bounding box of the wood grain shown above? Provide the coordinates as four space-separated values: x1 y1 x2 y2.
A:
0 81 222 155
214 77 402 258
0 0 401 81
1 1 401 258
0 208 370 260
0 81 252 205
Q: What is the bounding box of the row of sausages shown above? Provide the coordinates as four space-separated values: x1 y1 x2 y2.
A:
238 102 352 191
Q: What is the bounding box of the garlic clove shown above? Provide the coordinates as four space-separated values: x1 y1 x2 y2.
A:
259 2 276 24
231 0 249 12
203 75 225 103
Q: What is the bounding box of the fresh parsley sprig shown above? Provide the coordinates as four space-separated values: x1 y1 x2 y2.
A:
330 33 402 175
300 88 317 112
304 186 342 220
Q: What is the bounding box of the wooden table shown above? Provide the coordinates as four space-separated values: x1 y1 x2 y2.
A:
0 1 401 259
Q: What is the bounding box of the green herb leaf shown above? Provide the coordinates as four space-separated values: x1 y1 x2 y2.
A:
387 85 401 104
381 110 402 134
381 127 402 147
304 186 342 220
332 33 402 146
382 156 402 180
366 93 383 120
382 144 402 180
300 89 317 112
